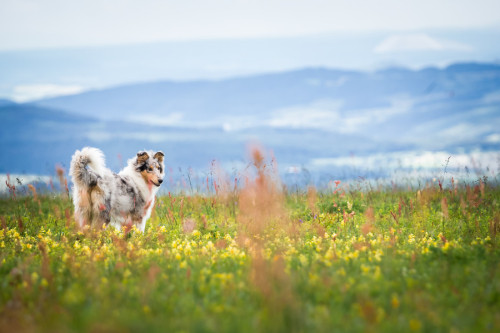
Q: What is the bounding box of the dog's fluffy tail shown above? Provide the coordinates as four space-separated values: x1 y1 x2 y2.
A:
70 147 106 188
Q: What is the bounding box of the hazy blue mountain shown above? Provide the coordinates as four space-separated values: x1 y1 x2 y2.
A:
2 63 499 178
32 63 500 145
0 103 381 175
0 99 14 107
33 63 500 121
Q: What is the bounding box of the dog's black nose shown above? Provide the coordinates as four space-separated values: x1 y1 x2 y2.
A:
158 179 163 184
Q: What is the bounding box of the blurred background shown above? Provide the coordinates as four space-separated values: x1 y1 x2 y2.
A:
0 0 499 190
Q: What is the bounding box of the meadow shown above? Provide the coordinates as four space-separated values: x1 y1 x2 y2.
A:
1 152 499 332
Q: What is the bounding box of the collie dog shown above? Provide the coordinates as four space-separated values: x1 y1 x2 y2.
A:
69 147 164 232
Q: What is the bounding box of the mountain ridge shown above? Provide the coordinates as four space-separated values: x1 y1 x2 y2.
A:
30 62 500 122
1 62 498 176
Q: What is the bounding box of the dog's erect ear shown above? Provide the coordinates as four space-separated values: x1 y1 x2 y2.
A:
154 151 164 163
136 151 149 164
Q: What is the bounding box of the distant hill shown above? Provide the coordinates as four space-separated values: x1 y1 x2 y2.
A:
0 103 379 175
1 63 499 176
32 63 500 125
0 99 14 107
0 104 97 174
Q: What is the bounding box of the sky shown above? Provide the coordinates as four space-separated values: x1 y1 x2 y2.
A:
1 0 500 101
1 0 500 50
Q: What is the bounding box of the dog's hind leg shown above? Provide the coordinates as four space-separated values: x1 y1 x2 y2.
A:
91 187 111 227
70 147 108 228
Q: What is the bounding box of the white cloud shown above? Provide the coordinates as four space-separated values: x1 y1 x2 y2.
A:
310 150 499 170
482 90 500 104
374 33 473 53
268 109 341 129
305 77 349 88
86 130 189 143
268 97 413 133
0 174 52 194
126 113 184 127
12 84 85 102
485 133 500 143
268 100 342 130
438 123 492 142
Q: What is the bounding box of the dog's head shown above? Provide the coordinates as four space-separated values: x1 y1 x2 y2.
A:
134 150 165 187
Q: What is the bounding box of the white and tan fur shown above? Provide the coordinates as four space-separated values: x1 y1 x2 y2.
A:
69 147 165 232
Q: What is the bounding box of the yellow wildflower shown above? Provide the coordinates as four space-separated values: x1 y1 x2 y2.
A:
391 294 400 309
409 319 421 331
299 254 308 266
408 234 415 244
123 269 131 278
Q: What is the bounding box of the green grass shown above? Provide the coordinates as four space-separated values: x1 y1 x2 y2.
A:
1 176 499 332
